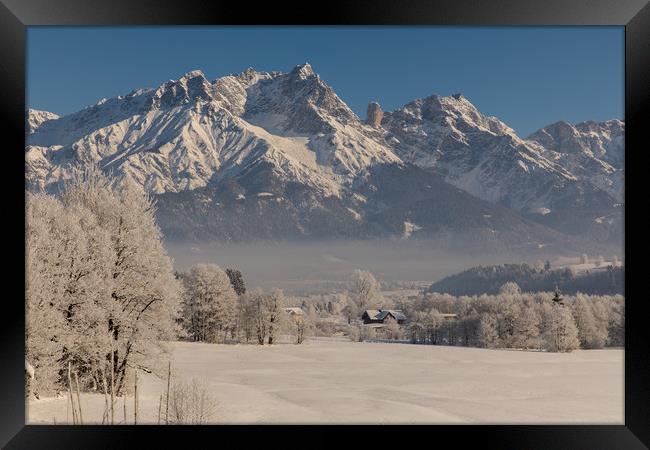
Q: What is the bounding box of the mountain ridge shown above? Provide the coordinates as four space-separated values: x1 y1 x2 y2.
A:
26 63 624 249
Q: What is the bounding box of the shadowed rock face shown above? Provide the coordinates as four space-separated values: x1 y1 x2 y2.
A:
366 102 383 129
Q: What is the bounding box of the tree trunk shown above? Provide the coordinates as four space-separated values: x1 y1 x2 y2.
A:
158 394 162 425
73 371 83 424
134 369 138 425
165 361 171 425
110 339 115 425
101 370 109 425
67 362 76 425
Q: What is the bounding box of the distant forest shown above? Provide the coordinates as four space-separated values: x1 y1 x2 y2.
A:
427 264 624 296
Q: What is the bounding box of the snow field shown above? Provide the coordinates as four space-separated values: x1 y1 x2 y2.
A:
28 339 623 424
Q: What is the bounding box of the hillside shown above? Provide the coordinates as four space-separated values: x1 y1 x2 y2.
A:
427 263 624 296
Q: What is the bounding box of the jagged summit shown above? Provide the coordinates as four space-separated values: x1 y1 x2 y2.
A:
180 69 206 79
290 62 315 79
150 69 214 109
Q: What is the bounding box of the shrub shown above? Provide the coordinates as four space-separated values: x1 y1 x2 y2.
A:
164 378 218 424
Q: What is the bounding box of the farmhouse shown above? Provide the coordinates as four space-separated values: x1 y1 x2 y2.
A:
361 309 407 325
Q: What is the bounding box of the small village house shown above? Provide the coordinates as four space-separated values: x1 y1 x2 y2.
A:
361 309 407 325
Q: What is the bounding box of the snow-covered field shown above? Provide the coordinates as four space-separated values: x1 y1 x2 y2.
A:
28 339 623 424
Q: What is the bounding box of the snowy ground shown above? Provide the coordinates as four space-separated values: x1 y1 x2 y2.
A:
27 339 623 424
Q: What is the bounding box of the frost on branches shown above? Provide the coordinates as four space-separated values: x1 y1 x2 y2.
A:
26 165 180 397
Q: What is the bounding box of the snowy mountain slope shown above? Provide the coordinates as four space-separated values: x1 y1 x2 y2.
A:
27 109 59 134
378 94 623 241
155 161 600 254
26 65 399 198
25 64 623 247
527 119 624 200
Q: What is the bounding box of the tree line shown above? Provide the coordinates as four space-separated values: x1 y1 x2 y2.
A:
398 282 623 352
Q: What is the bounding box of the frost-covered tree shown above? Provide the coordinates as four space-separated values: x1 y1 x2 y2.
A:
606 297 625 347
290 311 312 344
343 296 360 325
27 165 180 396
330 293 345 317
477 314 499 348
580 253 588 264
179 264 237 343
62 168 180 394
542 304 580 352
572 295 607 349
459 311 480 347
250 289 268 345
26 193 105 394
236 292 257 343
306 303 318 321
512 307 541 349
349 269 383 311
499 282 521 296
265 289 285 345
495 293 521 348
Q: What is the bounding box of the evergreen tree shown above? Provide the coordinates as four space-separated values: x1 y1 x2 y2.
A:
225 268 246 296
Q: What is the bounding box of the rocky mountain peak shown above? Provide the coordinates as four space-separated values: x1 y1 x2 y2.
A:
26 109 60 134
366 102 383 129
179 69 207 81
290 62 315 80
150 70 214 109
528 119 624 171
527 121 584 154
236 67 274 85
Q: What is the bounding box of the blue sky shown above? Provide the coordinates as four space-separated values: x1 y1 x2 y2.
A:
27 26 623 136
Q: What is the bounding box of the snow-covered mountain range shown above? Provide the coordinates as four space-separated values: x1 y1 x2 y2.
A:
26 63 624 250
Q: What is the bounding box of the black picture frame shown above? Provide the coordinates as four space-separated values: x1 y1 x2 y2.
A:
1 0 648 448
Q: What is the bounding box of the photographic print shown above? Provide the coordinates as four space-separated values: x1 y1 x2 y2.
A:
25 26 625 425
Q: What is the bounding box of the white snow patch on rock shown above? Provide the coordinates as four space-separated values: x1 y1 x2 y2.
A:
346 207 362 221
402 221 422 239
